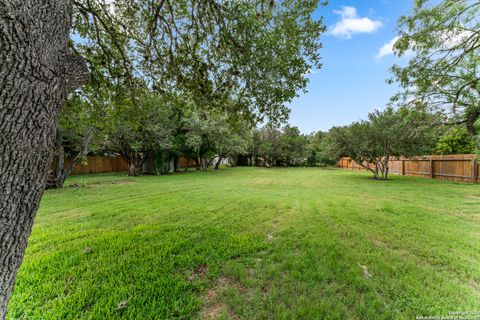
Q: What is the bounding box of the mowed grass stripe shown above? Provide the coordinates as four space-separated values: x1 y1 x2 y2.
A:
7 167 480 319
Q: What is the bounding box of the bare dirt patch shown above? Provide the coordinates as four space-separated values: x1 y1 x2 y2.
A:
266 233 274 241
201 276 245 319
68 180 136 188
465 195 480 204
371 237 387 248
359 264 372 279
202 302 225 319
85 180 135 188
188 264 209 282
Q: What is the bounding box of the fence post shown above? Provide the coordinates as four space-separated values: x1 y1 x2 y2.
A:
472 158 478 184
402 159 405 175
430 159 434 179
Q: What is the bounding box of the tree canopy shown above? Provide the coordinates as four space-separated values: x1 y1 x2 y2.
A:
327 107 440 180
72 0 326 123
435 126 476 154
390 0 480 141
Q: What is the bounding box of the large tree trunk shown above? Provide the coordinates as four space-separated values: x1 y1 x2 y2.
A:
0 1 88 317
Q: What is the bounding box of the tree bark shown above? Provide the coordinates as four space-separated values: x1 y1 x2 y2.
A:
0 1 89 317
200 154 208 171
383 156 390 180
173 155 179 172
196 154 208 171
206 156 216 169
373 162 380 180
465 109 479 138
119 143 147 177
48 128 67 189
195 157 201 171
125 153 144 176
214 156 223 170
359 161 380 180
47 126 95 189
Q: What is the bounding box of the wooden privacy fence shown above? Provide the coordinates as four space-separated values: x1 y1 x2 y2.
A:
65 156 129 174
177 157 196 168
64 156 196 174
337 154 479 183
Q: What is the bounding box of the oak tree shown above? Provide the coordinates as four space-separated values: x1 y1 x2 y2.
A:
0 0 325 315
0 1 89 315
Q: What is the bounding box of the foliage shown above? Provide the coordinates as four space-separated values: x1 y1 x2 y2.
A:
181 109 252 170
46 89 110 189
248 125 308 167
60 94 100 157
71 0 326 124
62 0 327 177
255 125 284 167
390 0 480 139
327 107 439 179
238 125 336 167
102 91 181 175
279 126 308 166
214 119 253 168
435 126 476 154
306 131 336 166
8 168 480 319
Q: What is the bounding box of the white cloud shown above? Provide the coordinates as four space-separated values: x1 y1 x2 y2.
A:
303 68 320 77
375 29 474 60
330 6 383 39
103 0 115 15
440 29 474 50
376 36 399 59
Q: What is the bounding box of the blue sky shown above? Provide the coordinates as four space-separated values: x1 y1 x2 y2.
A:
288 0 414 133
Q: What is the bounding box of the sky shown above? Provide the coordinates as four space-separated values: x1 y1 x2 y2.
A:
288 0 414 133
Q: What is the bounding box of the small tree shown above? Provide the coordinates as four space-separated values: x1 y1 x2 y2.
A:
47 88 107 188
103 93 179 176
182 110 222 171
328 107 439 180
306 131 336 167
328 122 383 177
256 125 284 167
279 126 308 166
243 125 311 167
214 120 253 170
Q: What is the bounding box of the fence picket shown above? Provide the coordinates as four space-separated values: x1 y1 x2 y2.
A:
56 156 196 175
337 154 478 183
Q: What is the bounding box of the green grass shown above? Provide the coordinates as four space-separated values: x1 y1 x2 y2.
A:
7 167 480 319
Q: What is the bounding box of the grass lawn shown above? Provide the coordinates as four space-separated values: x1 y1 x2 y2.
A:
7 167 480 319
